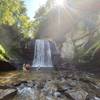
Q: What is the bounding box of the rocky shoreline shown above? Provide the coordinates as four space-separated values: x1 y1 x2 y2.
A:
0 70 100 100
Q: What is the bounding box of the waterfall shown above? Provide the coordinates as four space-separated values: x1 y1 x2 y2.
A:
32 39 53 67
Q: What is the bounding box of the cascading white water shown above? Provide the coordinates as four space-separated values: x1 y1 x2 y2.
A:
32 39 53 67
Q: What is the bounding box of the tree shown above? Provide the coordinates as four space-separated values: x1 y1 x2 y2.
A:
0 0 35 38
0 0 36 62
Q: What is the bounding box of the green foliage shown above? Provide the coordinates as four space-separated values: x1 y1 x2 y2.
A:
83 40 100 58
0 44 9 61
0 0 25 25
0 0 38 62
0 0 36 38
0 45 5 54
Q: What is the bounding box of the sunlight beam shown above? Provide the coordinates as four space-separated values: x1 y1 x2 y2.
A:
54 0 65 7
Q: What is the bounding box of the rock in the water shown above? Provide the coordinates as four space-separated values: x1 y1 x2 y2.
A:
86 95 100 100
27 81 35 88
66 79 78 87
17 86 35 100
54 91 61 97
88 83 100 97
65 89 88 100
94 97 100 100
57 79 72 92
0 85 12 89
0 89 17 100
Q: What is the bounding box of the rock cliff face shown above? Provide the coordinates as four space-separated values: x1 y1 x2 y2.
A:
21 39 35 65
50 41 61 67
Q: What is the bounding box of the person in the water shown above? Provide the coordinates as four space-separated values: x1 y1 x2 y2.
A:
23 64 31 72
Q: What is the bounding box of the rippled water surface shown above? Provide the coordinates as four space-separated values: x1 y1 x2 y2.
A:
0 70 55 85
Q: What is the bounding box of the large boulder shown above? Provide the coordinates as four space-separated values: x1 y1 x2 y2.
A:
0 60 16 71
0 88 17 100
65 89 88 100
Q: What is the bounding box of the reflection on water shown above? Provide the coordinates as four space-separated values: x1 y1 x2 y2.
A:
0 70 53 86
0 70 56 100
